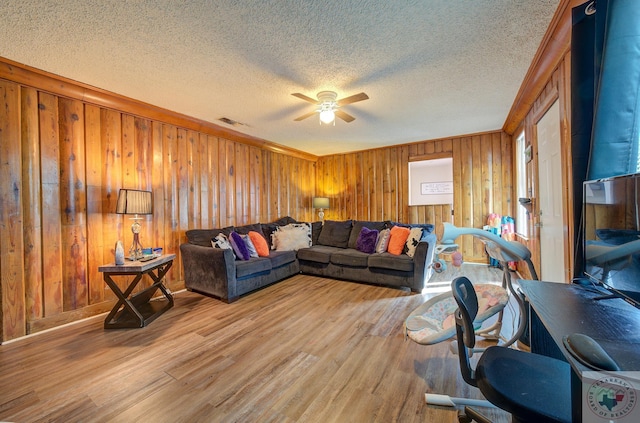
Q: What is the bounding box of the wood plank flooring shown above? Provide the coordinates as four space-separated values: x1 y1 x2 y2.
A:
0 265 514 422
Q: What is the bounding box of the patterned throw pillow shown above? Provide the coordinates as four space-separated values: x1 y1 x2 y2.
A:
375 228 391 253
229 231 250 260
248 231 270 257
271 223 312 251
356 227 379 254
241 234 259 258
387 226 411 255
405 227 424 258
211 233 236 259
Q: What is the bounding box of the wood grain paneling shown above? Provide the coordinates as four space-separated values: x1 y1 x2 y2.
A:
317 132 513 263
0 80 26 340
0 71 317 341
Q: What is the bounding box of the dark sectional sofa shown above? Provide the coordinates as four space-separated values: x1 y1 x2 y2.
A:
180 217 437 303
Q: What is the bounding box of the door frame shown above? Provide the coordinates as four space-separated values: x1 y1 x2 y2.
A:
529 85 573 282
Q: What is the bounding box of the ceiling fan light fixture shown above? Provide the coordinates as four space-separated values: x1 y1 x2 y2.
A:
319 109 335 125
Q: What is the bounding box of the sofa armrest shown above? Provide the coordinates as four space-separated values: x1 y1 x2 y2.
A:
179 243 238 302
411 233 437 292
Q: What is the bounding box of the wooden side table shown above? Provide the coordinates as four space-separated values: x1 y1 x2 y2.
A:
98 254 175 329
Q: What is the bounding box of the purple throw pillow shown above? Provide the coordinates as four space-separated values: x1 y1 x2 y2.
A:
356 227 379 254
229 231 250 260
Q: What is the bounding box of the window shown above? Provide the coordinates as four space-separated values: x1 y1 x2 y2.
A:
515 131 529 238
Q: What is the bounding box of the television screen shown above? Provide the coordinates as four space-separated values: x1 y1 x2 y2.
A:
584 173 640 308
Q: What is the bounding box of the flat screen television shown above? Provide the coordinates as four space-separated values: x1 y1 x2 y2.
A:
583 173 640 308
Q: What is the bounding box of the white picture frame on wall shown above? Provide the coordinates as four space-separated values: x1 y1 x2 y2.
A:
408 157 454 206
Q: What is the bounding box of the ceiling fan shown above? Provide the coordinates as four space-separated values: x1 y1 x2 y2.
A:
292 91 369 125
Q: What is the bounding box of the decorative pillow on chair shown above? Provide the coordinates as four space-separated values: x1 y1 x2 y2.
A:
387 226 411 255
356 227 379 254
229 231 250 260
271 223 312 251
375 228 391 253
211 233 236 259
405 227 424 258
248 231 270 257
241 234 259 258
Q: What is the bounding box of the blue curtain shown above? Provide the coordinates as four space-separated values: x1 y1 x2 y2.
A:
588 0 640 180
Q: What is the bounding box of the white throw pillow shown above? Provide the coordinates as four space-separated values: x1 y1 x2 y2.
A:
241 234 259 258
375 228 391 253
271 223 312 251
211 233 236 258
405 227 424 257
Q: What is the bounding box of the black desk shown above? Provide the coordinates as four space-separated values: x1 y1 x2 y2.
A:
519 280 640 422
99 254 175 329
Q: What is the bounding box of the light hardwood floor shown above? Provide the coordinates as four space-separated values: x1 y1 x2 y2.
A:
0 264 514 422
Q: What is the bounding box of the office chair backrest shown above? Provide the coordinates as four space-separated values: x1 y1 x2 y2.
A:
452 276 480 387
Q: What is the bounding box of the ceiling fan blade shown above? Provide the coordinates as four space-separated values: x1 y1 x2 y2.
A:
294 111 317 121
292 93 319 104
337 92 369 106
335 110 355 123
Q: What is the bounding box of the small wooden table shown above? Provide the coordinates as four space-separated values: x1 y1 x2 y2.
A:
98 254 175 329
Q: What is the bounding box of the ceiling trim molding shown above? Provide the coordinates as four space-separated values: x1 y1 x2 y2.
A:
0 56 318 162
503 0 578 135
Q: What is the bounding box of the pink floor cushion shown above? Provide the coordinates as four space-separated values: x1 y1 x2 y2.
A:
404 283 509 345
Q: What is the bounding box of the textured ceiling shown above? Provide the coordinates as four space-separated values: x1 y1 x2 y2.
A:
1 0 560 156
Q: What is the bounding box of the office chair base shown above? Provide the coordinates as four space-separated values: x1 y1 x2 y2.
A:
458 406 493 423
425 393 495 409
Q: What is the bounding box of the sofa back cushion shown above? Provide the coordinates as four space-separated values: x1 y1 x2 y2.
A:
233 223 265 237
317 220 353 248
347 220 386 249
387 221 435 234
187 226 234 247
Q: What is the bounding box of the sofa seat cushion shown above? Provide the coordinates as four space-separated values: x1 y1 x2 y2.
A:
297 245 341 264
236 257 272 278
368 252 414 272
330 249 370 267
268 250 297 268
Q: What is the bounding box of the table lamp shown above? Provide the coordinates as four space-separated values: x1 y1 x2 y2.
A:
116 189 153 260
312 197 329 221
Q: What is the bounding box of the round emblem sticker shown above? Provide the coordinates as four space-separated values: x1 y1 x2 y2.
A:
587 375 637 419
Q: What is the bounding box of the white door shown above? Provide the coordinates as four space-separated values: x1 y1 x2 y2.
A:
537 100 566 282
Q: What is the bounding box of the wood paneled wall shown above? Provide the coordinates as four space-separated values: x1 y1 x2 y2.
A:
0 77 316 342
316 131 513 263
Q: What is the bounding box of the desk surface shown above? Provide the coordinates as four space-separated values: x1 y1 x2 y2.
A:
519 280 640 371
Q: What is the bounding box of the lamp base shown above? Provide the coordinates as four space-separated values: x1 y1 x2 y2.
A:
128 218 144 260
318 209 325 221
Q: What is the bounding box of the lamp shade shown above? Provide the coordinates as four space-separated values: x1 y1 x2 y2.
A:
312 197 330 209
116 189 153 215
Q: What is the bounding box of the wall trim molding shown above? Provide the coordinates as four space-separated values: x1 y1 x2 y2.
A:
503 0 579 134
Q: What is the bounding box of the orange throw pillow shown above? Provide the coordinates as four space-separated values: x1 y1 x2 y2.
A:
387 226 410 255
248 231 270 257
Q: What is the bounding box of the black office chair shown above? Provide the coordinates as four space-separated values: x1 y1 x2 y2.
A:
451 276 572 423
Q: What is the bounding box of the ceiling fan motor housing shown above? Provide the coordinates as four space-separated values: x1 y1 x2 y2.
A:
317 91 338 110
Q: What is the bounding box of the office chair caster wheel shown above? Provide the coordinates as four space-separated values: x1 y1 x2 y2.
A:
457 409 472 423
